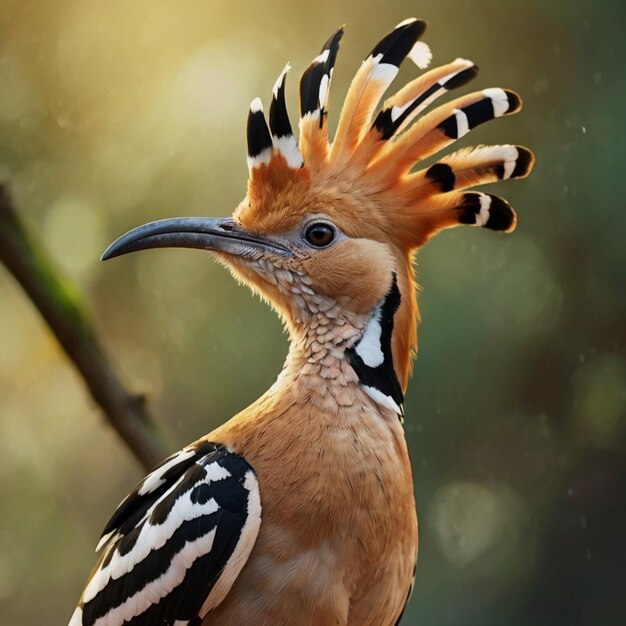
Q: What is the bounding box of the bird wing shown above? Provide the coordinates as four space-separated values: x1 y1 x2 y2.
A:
69 441 261 626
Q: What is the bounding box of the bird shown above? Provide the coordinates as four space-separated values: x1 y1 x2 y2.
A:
70 17 533 626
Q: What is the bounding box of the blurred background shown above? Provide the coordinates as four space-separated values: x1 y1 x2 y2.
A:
0 0 624 624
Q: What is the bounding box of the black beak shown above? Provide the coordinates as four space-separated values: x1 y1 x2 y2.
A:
101 217 291 261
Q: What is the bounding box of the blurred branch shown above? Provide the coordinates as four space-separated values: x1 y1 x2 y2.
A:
0 184 167 471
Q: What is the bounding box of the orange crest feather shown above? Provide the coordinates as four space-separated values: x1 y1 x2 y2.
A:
243 18 534 249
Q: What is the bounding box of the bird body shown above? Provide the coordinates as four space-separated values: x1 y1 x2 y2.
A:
70 17 533 626
205 352 416 624
201 261 417 624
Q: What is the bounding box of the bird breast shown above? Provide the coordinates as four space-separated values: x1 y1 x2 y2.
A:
209 377 417 624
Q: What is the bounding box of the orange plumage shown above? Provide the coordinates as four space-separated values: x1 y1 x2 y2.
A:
71 17 533 626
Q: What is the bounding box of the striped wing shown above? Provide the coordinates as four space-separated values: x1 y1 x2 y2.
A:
70 441 261 626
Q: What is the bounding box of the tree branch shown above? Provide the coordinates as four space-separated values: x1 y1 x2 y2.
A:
0 184 168 471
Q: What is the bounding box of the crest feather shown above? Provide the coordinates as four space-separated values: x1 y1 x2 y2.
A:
329 18 428 165
269 64 304 169
246 20 534 248
298 27 344 168
246 98 273 171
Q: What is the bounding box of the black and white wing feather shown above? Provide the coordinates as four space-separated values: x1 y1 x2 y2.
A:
69 441 261 626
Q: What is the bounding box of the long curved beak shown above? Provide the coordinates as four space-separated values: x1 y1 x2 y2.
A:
101 217 291 261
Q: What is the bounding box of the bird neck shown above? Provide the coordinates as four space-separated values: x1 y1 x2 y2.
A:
279 276 405 418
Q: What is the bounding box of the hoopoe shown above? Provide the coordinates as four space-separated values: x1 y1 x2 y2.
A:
70 17 533 626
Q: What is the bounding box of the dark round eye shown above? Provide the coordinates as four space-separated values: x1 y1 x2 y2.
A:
304 222 335 248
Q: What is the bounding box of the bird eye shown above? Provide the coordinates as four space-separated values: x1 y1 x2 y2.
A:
304 222 335 248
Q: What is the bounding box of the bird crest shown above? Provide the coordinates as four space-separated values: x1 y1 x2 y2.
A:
241 18 534 249
102 18 534 390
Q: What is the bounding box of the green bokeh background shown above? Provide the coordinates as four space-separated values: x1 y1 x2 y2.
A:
0 1 624 624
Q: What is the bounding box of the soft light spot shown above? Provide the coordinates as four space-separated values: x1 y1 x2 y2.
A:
43 196 105 280
533 78 549 95
430 481 505 567
173 44 262 127
571 354 626 446
480 235 563 336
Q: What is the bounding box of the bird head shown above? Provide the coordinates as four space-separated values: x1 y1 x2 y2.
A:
103 19 533 390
